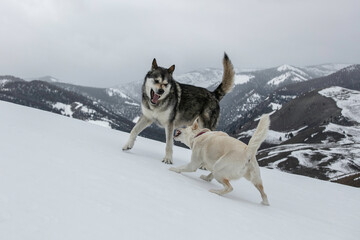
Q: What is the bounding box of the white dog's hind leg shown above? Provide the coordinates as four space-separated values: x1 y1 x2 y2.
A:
209 178 233 195
254 183 269 206
122 115 152 150
245 161 270 206
200 172 213 182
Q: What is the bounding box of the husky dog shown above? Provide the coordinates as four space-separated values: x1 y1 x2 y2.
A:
122 53 235 164
170 115 270 205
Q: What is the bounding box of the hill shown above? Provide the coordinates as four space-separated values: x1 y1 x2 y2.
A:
0 100 359 240
0 77 164 142
228 85 360 186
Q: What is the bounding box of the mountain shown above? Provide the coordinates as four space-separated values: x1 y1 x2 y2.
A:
1 100 359 240
303 63 352 78
50 82 142 123
226 66 360 187
34 75 60 83
174 67 224 88
226 64 360 134
0 77 164 142
217 63 353 129
0 75 25 86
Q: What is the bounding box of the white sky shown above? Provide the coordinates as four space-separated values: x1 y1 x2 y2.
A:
1 0 359 87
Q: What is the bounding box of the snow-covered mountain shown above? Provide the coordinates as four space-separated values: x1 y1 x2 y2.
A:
174 67 224 88
229 85 360 186
0 77 164 142
303 63 352 78
50 82 141 123
32 75 60 83
218 64 356 128
1 100 359 240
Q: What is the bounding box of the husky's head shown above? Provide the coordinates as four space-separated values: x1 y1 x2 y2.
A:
144 58 175 105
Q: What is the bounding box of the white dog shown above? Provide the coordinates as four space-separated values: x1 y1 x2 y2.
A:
170 114 270 205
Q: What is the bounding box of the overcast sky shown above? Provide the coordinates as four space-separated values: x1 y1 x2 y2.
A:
1 0 359 87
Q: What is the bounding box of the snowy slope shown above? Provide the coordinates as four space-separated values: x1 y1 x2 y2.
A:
174 68 223 88
0 101 359 240
319 86 360 123
304 63 352 77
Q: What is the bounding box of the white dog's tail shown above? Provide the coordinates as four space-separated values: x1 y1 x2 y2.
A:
246 114 270 159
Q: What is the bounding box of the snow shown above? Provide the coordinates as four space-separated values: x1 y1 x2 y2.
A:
258 122 360 178
87 119 112 128
267 72 307 86
268 72 292 85
240 126 307 144
174 68 223 88
1 101 359 240
125 101 140 106
319 86 360 123
324 123 360 144
247 92 261 103
304 64 352 77
277 64 307 76
234 74 254 85
267 65 310 86
53 102 74 116
269 102 282 111
106 88 131 99
0 79 10 87
132 116 140 123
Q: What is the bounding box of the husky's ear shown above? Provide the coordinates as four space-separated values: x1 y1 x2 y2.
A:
168 65 175 74
192 117 199 130
152 58 158 70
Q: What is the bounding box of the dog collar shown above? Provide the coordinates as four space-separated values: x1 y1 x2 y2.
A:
195 131 208 138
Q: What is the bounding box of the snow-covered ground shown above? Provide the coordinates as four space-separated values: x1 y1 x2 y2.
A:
239 125 307 145
0 101 359 240
319 86 360 123
304 63 352 77
234 74 255 85
106 88 132 99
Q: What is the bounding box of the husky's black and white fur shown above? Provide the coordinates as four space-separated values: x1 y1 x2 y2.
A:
123 53 235 164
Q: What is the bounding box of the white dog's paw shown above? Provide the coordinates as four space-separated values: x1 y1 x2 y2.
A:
209 189 224 196
162 157 173 164
261 199 270 206
200 174 212 182
122 141 134 151
169 167 181 173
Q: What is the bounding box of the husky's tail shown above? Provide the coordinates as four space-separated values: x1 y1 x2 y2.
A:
246 114 270 159
212 53 235 101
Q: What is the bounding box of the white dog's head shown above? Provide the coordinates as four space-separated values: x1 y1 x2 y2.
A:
174 118 209 148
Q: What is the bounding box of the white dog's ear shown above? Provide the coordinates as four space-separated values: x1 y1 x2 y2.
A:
192 117 199 130
152 58 158 70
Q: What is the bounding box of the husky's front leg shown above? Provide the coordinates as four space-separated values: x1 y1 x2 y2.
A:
163 123 174 164
122 115 152 151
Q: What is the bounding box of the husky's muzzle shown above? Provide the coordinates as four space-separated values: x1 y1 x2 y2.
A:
150 89 164 104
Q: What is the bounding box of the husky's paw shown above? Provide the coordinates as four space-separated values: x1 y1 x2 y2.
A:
162 157 173 164
169 167 180 173
261 199 270 206
200 174 212 182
